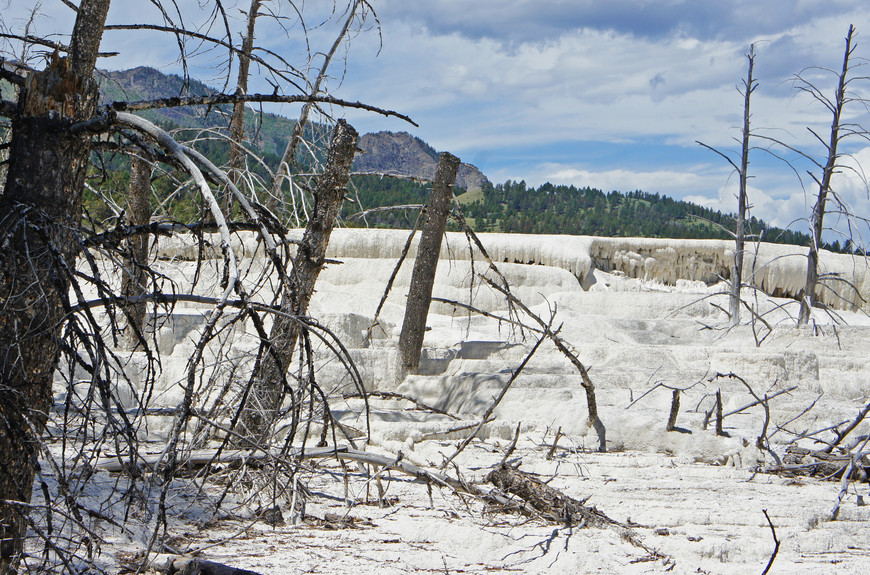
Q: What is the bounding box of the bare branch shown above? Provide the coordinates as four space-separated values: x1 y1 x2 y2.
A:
271 0 368 197
0 58 26 85
696 140 740 173
102 22 305 88
115 111 240 303
760 509 781 575
823 399 870 454
104 92 416 125
0 32 118 58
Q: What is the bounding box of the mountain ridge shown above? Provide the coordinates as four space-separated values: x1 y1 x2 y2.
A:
99 67 490 190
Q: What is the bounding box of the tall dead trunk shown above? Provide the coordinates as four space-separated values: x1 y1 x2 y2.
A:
798 25 854 326
0 2 110 569
240 120 358 441
730 46 756 326
225 0 261 217
397 152 460 376
121 156 153 349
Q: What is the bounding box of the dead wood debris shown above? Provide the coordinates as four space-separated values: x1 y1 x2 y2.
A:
774 446 870 481
486 464 610 527
305 512 375 530
485 463 671 565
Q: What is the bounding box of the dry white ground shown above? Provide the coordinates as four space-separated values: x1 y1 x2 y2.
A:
44 231 870 574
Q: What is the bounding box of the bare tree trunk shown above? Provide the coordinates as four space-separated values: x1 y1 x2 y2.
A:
730 45 756 326
397 152 460 376
698 46 757 326
240 120 358 441
799 25 854 326
225 0 261 217
121 156 152 349
0 2 109 569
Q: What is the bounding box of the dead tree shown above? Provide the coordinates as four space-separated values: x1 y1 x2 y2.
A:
0 3 111 569
224 0 262 217
240 120 359 441
697 44 757 326
798 25 859 325
270 0 369 220
397 152 460 376
0 3 408 570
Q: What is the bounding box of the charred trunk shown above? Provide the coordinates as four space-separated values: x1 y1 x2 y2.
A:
0 3 109 568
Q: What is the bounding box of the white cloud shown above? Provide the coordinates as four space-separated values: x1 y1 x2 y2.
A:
543 165 709 194
340 5 868 158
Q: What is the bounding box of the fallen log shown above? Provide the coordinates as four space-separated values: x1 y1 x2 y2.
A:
776 446 870 481
486 464 615 527
486 463 670 563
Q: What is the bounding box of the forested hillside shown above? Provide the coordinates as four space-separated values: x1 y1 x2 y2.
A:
345 177 842 252
464 180 814 245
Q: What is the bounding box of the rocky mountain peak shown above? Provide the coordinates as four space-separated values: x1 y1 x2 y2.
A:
354 131 490 192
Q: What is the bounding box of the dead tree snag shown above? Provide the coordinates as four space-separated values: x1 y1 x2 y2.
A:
121 155 152 349
397 152 460 376
240 120 358 441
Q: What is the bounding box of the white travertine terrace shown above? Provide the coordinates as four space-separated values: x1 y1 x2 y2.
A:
155 230 870 312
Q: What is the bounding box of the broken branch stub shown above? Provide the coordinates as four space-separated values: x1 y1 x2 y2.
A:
666 389 681 432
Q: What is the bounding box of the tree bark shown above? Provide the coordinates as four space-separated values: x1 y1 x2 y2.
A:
0 2 109 569
240 120 358 441
666 389 681 431
397 152 460 376
121 156 152 349
715 390 726 436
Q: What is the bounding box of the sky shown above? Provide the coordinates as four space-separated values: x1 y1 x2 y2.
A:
2 1 870 241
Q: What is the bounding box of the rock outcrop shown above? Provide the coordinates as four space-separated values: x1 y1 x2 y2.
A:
354 131 490 192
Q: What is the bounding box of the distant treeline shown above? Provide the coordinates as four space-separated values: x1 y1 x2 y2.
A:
344 177 848 252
